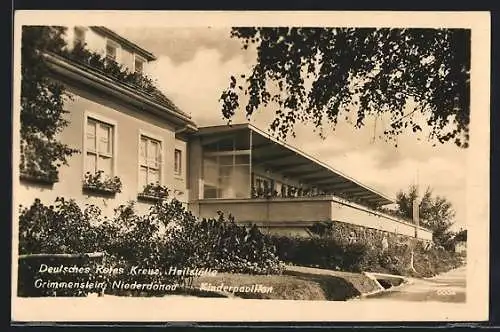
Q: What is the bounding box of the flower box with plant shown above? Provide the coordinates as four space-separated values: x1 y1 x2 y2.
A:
82 171 122 195
137 182 170 202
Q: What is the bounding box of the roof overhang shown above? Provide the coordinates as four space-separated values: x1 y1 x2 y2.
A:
196 124 394 206
44 53 197 134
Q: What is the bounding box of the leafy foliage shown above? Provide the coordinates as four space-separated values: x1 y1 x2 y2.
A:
396 185 456 249
18 193 284 296
57 42 184 115
179 214 285 275
18 197 99 254
271 220 463 277
454 228 467 242
20 26 79 182
138 182 170 200
82 171 123 194
221 27 470 147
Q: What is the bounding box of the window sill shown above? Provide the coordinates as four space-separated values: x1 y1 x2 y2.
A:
20 172 58 185
174 176 184 181
137 193 166 203
82 184 118 196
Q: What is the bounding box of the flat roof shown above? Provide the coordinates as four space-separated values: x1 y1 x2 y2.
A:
197 123 395 206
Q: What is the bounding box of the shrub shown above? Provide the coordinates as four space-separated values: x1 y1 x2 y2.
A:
18 194 284 296
268 236 368 272
18 197 99 255
191 215 285 275
269 220 464 277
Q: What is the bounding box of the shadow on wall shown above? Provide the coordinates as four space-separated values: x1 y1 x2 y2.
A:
19 178 55 193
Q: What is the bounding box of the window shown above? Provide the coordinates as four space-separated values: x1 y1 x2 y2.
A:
139 135 162 189
254 175 273 197
174 149 182 176
203 152 250 199
202 135 252 199
106 41 117 62
74 27 86 47
134 56 144 73
85 118 114 176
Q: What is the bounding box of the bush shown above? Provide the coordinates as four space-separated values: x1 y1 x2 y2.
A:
18 194 284 296
166 212 285 276
268 220 464 277
19 197 99 254
268 236 371 273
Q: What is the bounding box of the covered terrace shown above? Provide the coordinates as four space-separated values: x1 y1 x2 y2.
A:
190 124 431 240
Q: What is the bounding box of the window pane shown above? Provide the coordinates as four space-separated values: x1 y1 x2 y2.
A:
106 43 116 60
235 154 250 165
147 140 159 167
203 155 218 185
149 169 159 185
154 142 161 167
203 166 217 185
86 120 96 151
139 138 147 164
219 155 233 166
203 185 217 199
135 58 143 73
219 166 232 176
174 149 182 174
98 156 112 176
85 153 96 173
217 138 234 151
139 166 147 189
147 140 155 159
233 165 250 198
218 177 233 198
97 124 112 154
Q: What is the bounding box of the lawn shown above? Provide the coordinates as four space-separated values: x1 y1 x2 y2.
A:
191 265 380 301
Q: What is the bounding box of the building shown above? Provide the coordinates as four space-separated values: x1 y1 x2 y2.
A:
17 26 433 241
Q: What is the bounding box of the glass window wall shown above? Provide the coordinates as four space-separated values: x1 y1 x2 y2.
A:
202 135 251 199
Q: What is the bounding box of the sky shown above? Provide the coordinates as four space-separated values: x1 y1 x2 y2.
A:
112 26 467 231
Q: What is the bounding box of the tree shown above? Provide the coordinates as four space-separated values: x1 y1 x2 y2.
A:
221 28 470 147
20 26 79 182
396 185 456 249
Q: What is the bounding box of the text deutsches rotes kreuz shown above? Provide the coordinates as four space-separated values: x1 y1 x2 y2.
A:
38 264 218 277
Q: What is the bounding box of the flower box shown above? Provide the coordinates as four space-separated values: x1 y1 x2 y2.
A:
82 171 122 195
82 184 118 196
20 171 58 185
137 193 166 203
137 183 169 202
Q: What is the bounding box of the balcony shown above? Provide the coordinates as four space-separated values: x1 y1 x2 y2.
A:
196 195 433 241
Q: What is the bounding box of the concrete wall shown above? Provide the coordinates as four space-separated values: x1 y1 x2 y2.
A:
197 198 331 225
196 196 433 241
187 137 203 210
330 200 427 239
17 81 188 217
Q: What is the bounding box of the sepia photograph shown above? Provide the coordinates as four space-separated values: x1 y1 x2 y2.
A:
11 11 490 322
